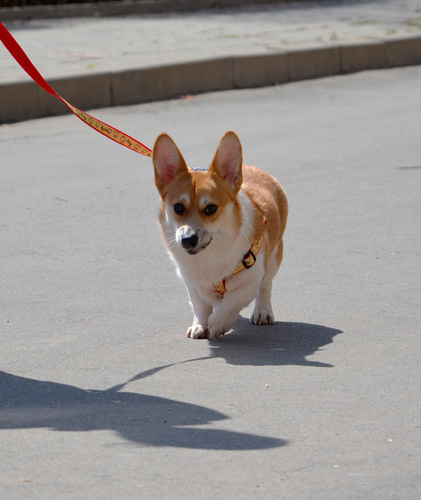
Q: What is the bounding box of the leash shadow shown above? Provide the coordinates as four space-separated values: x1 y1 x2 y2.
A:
208 318 342 368
0 369 286 451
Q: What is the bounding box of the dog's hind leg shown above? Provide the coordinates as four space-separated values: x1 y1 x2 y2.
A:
250 280 275 325
250 242 283 325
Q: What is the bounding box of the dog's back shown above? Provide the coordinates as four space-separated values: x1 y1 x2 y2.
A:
242 164 288 266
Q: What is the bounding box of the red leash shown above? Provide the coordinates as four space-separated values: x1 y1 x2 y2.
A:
0 21 152 158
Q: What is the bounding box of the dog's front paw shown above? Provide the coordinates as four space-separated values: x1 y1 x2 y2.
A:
250 309 274 325
208 313 235 340
186 325 208 339
208 326 226 341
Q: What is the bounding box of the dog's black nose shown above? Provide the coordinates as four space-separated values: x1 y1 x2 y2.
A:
181 234 199 249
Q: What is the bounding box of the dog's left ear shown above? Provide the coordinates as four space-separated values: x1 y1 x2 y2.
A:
210 131 243 193
153 133 189 195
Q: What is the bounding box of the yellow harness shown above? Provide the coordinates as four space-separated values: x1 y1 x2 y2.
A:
214 219 267 296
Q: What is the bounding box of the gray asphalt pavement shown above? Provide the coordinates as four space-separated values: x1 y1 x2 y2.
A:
1 65 421 498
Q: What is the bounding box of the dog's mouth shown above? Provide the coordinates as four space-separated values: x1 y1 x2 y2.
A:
186 238 212 255
185 237 212 255
177 226 213 255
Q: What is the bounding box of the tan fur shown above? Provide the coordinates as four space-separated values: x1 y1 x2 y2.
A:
153 131 288 339
242 164 288 268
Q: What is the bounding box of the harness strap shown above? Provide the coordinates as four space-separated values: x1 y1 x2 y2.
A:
214 219 267 296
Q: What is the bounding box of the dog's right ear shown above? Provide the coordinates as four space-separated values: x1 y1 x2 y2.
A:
153 133 188 195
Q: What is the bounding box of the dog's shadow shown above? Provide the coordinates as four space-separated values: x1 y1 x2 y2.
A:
0 369 286 451
208 317 342 368
0 320 340 450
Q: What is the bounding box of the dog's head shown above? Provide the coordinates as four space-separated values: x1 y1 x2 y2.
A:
153 131 243 255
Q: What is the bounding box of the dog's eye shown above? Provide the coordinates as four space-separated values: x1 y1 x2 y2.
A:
203 204 218 216
173 203 186 215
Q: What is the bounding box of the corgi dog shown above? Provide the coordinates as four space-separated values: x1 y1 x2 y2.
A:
152 131 288 340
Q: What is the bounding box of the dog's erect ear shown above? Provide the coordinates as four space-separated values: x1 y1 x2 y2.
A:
153 133 189 194
210 131 243 193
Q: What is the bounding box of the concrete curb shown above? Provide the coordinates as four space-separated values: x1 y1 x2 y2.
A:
1 34 421 123
0 0 303 21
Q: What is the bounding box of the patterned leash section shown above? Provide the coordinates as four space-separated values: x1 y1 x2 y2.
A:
0 21 152 158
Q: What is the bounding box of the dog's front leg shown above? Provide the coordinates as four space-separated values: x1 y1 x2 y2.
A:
186 288 213 339
208 284 257 340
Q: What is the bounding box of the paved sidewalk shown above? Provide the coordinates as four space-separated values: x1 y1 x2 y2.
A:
1 0 421 122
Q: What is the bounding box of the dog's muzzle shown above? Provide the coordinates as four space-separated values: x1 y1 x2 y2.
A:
177 227 212 255
181 234 199 250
